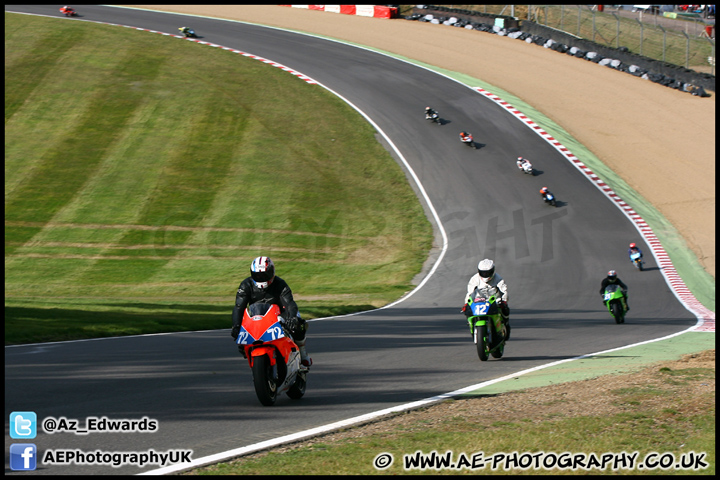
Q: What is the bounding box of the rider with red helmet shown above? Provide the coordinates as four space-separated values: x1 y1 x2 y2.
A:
540 187 553 201
628 242 643 262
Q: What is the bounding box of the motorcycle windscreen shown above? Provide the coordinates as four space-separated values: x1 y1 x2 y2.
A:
247 302 273 317
603 284 623 301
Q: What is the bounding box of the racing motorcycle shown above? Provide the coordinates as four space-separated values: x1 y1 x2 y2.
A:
235 303 307 406
465 287 508 361
59 6 78 16
459 132 475 149
603 284 627 324
516 159 534 175
543 192 557 207
630 252 644 271
179 27 198 38
425 111 441 125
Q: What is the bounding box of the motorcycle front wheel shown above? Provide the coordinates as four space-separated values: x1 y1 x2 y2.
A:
252 355 278 406
611 302 624 324
475 324 489 361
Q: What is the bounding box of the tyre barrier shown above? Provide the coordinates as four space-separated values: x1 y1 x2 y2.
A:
407 6 714 96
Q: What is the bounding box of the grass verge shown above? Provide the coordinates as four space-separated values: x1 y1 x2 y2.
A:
187 350 715 475
4 13 433 344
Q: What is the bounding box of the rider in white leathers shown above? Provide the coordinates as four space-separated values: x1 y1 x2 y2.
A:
463 259 511 338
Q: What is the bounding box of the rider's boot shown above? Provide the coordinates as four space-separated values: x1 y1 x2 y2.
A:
296 337 312 369
500 302 511 341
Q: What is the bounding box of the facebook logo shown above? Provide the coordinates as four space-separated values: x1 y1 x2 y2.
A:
10 411 37 439
10 444 37 471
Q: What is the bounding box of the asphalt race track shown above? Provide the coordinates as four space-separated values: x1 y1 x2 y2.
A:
4 5 697 475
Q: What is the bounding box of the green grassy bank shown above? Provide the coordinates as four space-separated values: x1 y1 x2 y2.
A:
4 13 433 344
191 352 714 475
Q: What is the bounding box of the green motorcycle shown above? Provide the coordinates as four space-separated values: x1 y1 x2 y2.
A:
603 284 627 324
465 287 508 361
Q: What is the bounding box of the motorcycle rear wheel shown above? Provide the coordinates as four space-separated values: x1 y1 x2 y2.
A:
475 324 489 361
252 355 278 406
491 324 505 358
287 372 306 400
491 343 504 358
488 321 503 358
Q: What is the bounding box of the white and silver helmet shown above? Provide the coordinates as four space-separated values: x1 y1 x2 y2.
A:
477 259 495 282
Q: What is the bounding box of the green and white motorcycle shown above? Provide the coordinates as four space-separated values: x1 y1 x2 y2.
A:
603 284 628 324
465 287 508 361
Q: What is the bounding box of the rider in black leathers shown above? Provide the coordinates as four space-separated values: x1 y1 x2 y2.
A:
230 256 311 366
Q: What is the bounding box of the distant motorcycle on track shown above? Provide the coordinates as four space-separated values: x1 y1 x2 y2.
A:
540 187 557 207
630 252 644 271
459 131 475 149
516 157 534 175
179 27 198 38
59 6 78 17
426 111 441 125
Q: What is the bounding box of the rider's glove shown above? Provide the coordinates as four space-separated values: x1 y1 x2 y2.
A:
230 325 240 340
460 304 468 313
285 316 299 333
